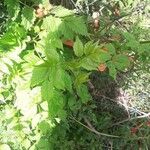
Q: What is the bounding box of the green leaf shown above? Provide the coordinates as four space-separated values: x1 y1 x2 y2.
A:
42 16 62 32
22 51 41 65
31 63 50 88
73 37 84 57
105 43 116 55
81 58 99 71
48 91 65 119
64 16 88 36
0 23 26 51
59 22 74 39
38 120 51 134
57 109 67 121
76 84 92 103
41 81 54 101
74 72 90 87
139 43 150 54
21 7 36 30
51 6 74 17
68 96 77 111
36 138 50 150
98 51 111 62
41 80 66 119
107 61 117 79
48 65 65 90
84 41 98 55
64 72 73 93
123 32 140 51
53 67 65 90
44 64 72 91
40 101 48 111
113 54 130 70
126 41 140 50
52 38 63 50
4 0 20 19
123 32 135 41
45 34 61 63
13 123 24 131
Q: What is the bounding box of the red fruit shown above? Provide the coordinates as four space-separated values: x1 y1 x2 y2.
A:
63 40 74 47
98 63 107 72
36 8 45 18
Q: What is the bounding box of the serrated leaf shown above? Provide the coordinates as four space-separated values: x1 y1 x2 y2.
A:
81 58 99 71
84 41 97 55
48 65 65 90
113 54 130 70
54 67 65 90
41 79 66 119
46 64 72 91
59 22 74 39
41 81 54 101
107 61 117 79
0 23 26 51
98 51 111 63
74 72 90 87
123 32 135 41
38 120 51 134
21 7 36 30
76 84 92 103
22 51 41 65
68 96 77 111
105 43 116 55
45 33 61 63
48 91 65 119
4 0 20 19
64 72 73 93
36 138 50 150
73 37 84 57
57 109 67 121
64 16 88 36
31 64 50 88
51 6 74 17
52 38 63 50
42 15 62 32
139 43 150 54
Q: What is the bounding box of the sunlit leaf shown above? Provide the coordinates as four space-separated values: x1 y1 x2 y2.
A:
73 36 84 57
21 7 36 30
31 63 50 88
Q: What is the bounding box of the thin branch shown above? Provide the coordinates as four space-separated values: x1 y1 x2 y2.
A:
71 116 120 138
93 93 148 117
70 116 150 140
111 113 150 126
19 1 32 8
88 0 99 6
70 0 84 13
140 40 150 44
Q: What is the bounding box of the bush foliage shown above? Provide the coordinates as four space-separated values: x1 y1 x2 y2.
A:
0 0 150 149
